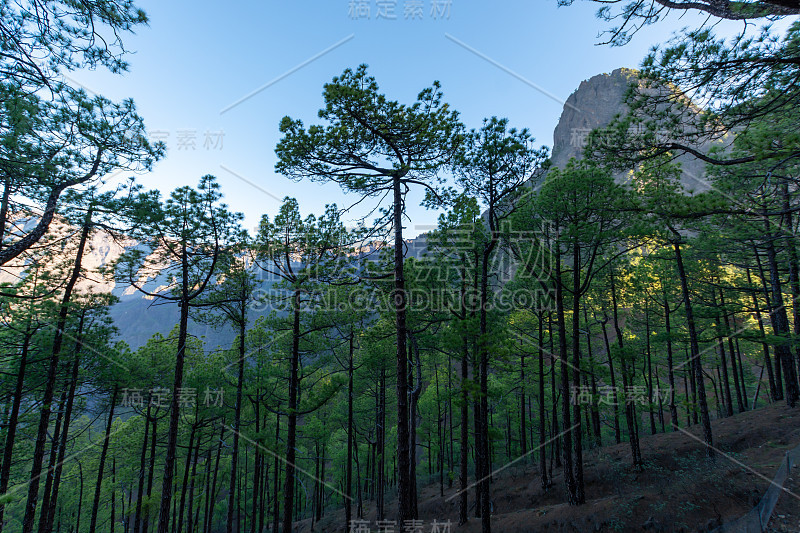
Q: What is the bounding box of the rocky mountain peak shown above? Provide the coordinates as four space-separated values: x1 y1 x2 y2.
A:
551 68 640 169
548 67 717 193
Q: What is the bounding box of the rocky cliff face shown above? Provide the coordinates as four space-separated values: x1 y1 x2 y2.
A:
551 68 639 169
549 68 715 193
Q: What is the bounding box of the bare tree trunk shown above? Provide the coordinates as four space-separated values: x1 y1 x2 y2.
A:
281 289 302 533
555 252 576 501
76 463 84 533
600 316 621 443
478 241 493 531
345 332 355 532
0 326 32 532
0 176 11 252
755 251 783 399
228 315 246 533
250 404 261 533
780 181 800 384
673 242 714 456
143 415 158 533
538 311 550 491
435 361 444 498
570 240 585 504
409 336 422 518
200 435 213 533
520 349 527 458
89 386 119 533
719 290 745 413
39 388 68 532
473 394 482 518
376 367 386 520
157 243 192 533
459 331 470 524
549 313 561 469
644 305 657 434
271 414 280 533
134 403 151 533
762 217 800 406
583 307 601 447
714 291 734 418
111 458 117 533
610 272 642 466
392 174 412 525
177 423 197 533
44 323 84 533
663 296 679 429
23 211 92 533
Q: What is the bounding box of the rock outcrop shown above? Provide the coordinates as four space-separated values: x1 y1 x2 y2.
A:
551 68 639 169
549 67 717 193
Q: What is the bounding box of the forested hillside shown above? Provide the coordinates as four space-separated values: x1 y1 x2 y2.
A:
2 1 800 533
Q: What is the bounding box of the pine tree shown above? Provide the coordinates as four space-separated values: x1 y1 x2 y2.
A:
275 65 462 524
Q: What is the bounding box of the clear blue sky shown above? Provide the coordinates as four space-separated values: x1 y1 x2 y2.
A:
74 0 742 237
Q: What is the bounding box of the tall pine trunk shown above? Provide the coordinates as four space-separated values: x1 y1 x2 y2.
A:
134 403 152 533
459 332 470 524
271 414 280 533
748 268 778 401
570 240 584 504
673 242 714 456
762 216 800 406
22 210 92 533
281 290 302 533
538 312 550 490
458 255 470 524
392 174 412 524
0 325 32 532
610 272 642 466
345 332 355 531
89 386 118 533
143 415 158 533
177 422 196 533
227 313 246 533
555 251 576 501
40 388 68 532
719 290 745 413
156 243 191 533
43 321 84 533
583 307 601 447
477 233 494 531
663 297 679 429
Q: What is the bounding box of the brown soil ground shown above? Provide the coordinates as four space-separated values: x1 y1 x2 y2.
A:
300 402 800 532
